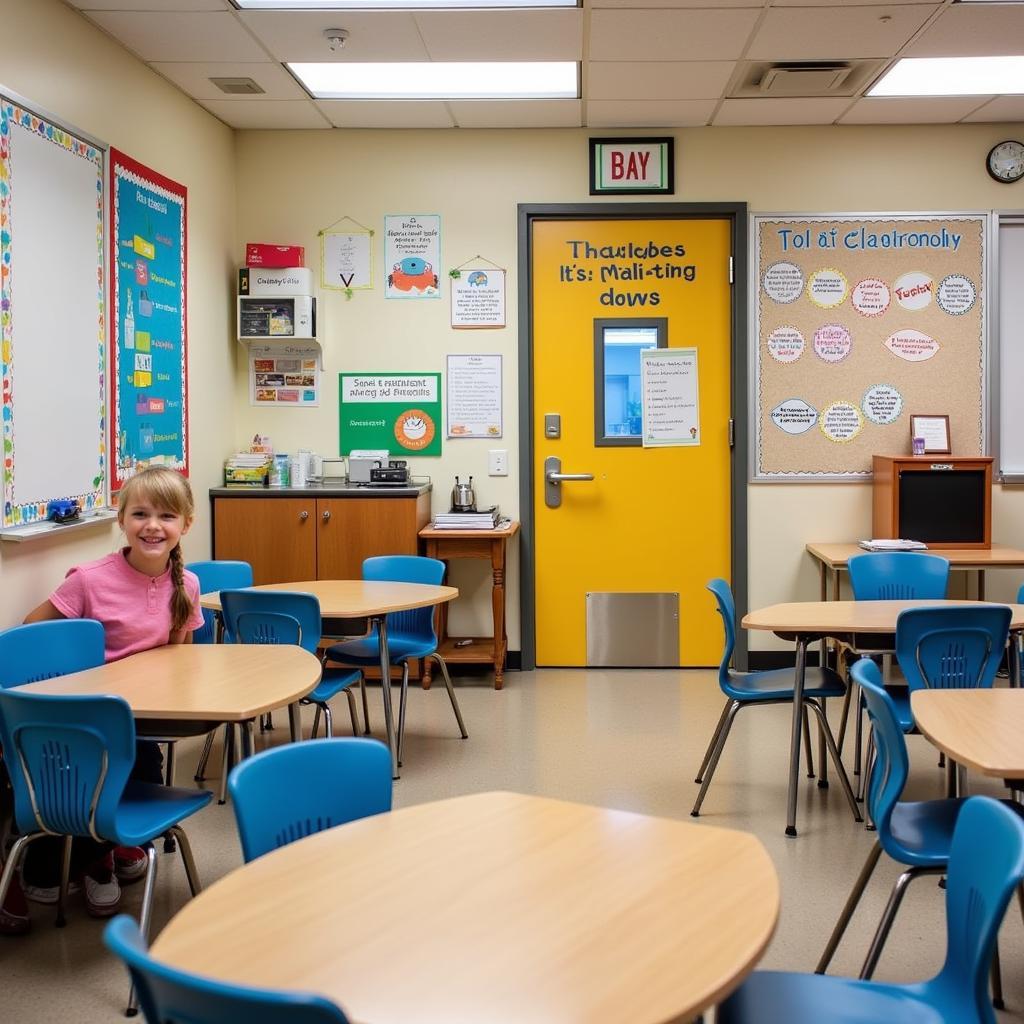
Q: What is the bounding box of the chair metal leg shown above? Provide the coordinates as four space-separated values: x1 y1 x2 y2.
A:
126 845 160 1016
164 742 176 787
836 675 854 759
323 705 333 739
56 835 73 928
856 725 874 803
853 687 865 778
695 701 732 784
431 653 468 740
218 724 234 806
359 673 371 735
817 696 829 789
345 689 359 736
815 842 883 973
397 661 410 768
169 825 202 897
859 865 940 980
311 704 322 740
991 942 1004 1011
0 834 44 914
194 731 215 781
804 699 862 823
691 700 741 817
802 708 816 779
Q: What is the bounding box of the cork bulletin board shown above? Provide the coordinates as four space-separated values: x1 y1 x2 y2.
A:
753 214 987 480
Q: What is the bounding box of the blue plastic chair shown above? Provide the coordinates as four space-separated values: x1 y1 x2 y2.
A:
0 619 106 689
219 589 363 741
105 916 350 1023
816 658 1024 988
0 690 210 1011
325 556 468 768
691 579 858 821
228 737 392 863
720 794 1024 1024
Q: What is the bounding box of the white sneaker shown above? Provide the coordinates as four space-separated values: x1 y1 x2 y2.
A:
22 879 81 905
83 870 121 918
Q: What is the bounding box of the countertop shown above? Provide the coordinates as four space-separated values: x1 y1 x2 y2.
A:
210 481 431 499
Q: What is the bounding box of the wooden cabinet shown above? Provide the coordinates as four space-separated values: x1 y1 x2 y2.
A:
212 491 431 584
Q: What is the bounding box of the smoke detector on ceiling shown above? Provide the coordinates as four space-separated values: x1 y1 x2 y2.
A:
324 28 350 52
210 77 265 95
759 63 853 96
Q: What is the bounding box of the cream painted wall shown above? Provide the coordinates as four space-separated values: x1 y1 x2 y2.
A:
235 124 1024 653
0 0 236 630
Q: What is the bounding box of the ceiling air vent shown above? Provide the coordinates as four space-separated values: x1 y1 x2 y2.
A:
759 63 852 97
210 77 266 95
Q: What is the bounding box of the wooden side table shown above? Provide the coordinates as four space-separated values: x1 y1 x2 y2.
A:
419 520 519 689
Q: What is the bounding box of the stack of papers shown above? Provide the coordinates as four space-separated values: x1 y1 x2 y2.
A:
434 507 501 530
858 539 929 551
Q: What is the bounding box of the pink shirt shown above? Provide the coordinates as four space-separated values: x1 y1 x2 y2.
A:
49 549 204 663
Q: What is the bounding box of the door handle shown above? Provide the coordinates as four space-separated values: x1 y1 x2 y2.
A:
544 456 594 508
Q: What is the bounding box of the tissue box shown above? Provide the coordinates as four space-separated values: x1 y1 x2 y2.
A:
246 243 305 268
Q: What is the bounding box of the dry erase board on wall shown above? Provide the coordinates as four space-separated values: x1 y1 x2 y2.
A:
0 93 106 527
753 214 986 481
996 214 1024 482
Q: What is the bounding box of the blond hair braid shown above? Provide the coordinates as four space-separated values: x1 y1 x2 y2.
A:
168 541 193 633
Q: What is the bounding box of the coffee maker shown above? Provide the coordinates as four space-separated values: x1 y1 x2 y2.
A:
451 476 477 512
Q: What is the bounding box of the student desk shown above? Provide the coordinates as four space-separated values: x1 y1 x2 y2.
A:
743 600 1024 836
151 791 779 1024
418 520 519 689
202 579 458 779
16 644 321 759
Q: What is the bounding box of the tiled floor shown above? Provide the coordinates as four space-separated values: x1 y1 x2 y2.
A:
3 667 1023 1021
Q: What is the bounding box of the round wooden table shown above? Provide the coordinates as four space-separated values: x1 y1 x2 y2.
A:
742 600 1024 836
201 580 459 779
151 791 779 1024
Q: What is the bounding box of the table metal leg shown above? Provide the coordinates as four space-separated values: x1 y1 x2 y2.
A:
978 568 985 601
375 615 400 780
1011 629 1022 690
288 701 302 742
787 637 808 836
240 719 254 760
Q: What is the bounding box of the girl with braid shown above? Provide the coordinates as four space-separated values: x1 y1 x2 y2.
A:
10 467 204 926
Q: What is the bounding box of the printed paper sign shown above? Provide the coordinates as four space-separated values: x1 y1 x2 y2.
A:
851 278 891 317
937 274 976 316
384 215 441 299
884 329 939 362
893 271 934 311
862 384 904 425
771 399 818 435
762 261 804 304
641 347 700 447
249 344 320 406
451 269 506 328
446 354 502 438
813 323 853 363
807 268 848 309
339 372 442 455
820 401 864 443
766 326 805 363
321 231 372 291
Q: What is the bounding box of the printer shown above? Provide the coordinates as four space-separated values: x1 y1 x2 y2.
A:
348 449 389 484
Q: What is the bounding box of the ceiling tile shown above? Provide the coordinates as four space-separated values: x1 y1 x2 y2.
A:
151 61 306 101
905 3 1024 57
68 1 230 10
771 0 936 5
238 11 428 62
590 0 762 8
839 96 989 124
590 9 762 61
450 99 582 128
200 99 332 129
961 97 1024 124
713 96 851 125
316 100 455 128
588 61 735 101
746 4 940 61
586 99 715 128
85 11 268 62
414 10 582 61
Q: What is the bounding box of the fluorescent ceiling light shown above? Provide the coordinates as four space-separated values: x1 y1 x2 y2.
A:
290 62 578 99
869 56 1024 96
240 0 575 8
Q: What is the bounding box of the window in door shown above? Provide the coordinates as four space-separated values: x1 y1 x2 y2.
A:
593 318 667 446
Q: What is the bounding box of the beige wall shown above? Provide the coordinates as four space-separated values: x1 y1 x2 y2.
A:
235 124 1024 652
0 0 237 630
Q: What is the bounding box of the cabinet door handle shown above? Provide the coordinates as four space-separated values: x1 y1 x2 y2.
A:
299 510 309 521
322 509 331 522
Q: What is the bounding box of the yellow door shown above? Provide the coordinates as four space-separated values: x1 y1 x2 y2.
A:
532 217 733 666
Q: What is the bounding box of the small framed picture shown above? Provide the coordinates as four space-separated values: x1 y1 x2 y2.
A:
909 414 951 455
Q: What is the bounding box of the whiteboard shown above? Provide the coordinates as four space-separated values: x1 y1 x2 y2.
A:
1 95 106 528
996 215 1024 481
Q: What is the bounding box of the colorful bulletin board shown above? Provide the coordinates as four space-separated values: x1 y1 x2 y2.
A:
339 372 442 456
753 214 986 480
1 97 107 529
110 149 187 491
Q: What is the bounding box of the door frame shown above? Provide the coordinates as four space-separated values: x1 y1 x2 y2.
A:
517 202 750 671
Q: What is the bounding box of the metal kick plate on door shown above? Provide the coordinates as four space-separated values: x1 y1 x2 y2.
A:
586 592 680 667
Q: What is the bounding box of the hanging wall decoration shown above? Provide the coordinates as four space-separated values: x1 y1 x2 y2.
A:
384 214 441 299
450 255 506 328
319 214 373 296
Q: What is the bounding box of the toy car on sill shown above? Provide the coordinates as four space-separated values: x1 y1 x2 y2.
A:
46 499 81 524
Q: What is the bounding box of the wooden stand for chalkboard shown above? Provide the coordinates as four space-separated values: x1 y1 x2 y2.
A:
872 455 992 549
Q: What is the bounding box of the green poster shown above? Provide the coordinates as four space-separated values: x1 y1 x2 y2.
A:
339 372 442 456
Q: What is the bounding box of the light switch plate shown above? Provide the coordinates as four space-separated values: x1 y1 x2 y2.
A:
488 449 508 476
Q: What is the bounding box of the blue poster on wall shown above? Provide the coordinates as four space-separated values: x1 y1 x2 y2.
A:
109 148 187 490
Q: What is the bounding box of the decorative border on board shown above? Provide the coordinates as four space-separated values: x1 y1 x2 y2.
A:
1 100 106 527
109 148 188 491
